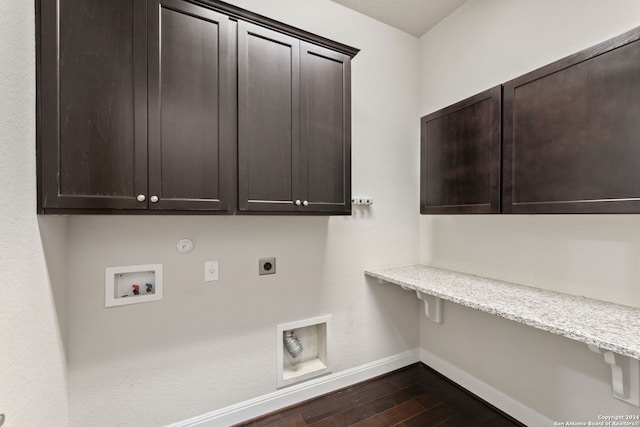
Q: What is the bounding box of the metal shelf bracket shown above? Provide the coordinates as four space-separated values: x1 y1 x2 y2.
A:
588 344 640 406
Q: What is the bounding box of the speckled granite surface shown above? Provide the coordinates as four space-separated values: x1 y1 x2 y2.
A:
365 265 640 360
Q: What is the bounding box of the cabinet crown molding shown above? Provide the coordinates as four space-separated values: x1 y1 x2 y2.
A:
192 0 360 58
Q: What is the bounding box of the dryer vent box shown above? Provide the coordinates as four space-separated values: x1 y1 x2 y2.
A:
277 315 332 388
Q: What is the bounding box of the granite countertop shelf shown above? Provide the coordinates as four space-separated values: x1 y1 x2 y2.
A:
366 264 640 406
365 264 640 360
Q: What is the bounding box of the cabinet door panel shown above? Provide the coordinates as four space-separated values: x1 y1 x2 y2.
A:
301 42 351 213
39 0 147 211
238 22 301 212
503 29 640 213
147 0 232 211
420 86 501 214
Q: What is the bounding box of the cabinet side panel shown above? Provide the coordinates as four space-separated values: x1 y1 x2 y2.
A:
58 0 136 198
158 7 220 200
304 51 346 205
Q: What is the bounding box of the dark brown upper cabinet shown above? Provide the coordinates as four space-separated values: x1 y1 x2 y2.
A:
238 22 352 214
503 27 640 213
300 42 352 214
38 0 358 215
237 22 301 213
38 0 234 213
38 0 149 212
147 0 234 212
420 86 501 214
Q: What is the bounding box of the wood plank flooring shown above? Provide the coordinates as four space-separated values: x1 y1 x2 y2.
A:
235 363 525 427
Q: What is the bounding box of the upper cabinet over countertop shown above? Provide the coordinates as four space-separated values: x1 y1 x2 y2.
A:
37 0 358 215
421 25 640 215
420 86 501 214
503 27 640 213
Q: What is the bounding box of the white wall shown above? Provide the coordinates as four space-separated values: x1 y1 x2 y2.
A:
419 0 640 422
65 1 421 425
39 216 69 348
0 1 69 426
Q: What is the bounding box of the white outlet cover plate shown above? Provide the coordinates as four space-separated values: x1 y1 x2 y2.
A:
205 260 219 282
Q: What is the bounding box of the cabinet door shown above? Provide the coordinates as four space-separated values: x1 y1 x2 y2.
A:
147 0 233 211
503 29 640 213
237 21 301 212
39 0 148 212
420 86 501 214
300 42 352 214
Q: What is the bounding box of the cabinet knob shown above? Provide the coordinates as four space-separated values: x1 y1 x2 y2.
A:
150 195 159 203
295 200 302 206
303 200 309 207
136 194 146 202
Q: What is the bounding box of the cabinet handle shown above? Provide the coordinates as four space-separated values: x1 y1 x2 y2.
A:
150 195 159 203
303 200 309 207
295 200 302 206
137 194 146 202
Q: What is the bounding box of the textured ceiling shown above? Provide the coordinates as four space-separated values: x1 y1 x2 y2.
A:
330 0 468 37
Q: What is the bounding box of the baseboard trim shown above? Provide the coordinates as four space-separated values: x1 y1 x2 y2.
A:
419 348 553 427
170 349 420 427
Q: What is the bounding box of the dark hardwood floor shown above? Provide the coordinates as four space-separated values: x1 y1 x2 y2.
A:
235 363 524 427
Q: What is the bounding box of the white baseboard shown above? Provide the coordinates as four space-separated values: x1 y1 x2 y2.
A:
170 347 551 427
170 349 419 427
419 348 553 427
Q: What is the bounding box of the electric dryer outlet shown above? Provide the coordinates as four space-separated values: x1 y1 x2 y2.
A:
259 257 276 275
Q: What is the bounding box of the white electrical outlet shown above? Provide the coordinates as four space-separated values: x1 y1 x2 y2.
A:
205 261 219 282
